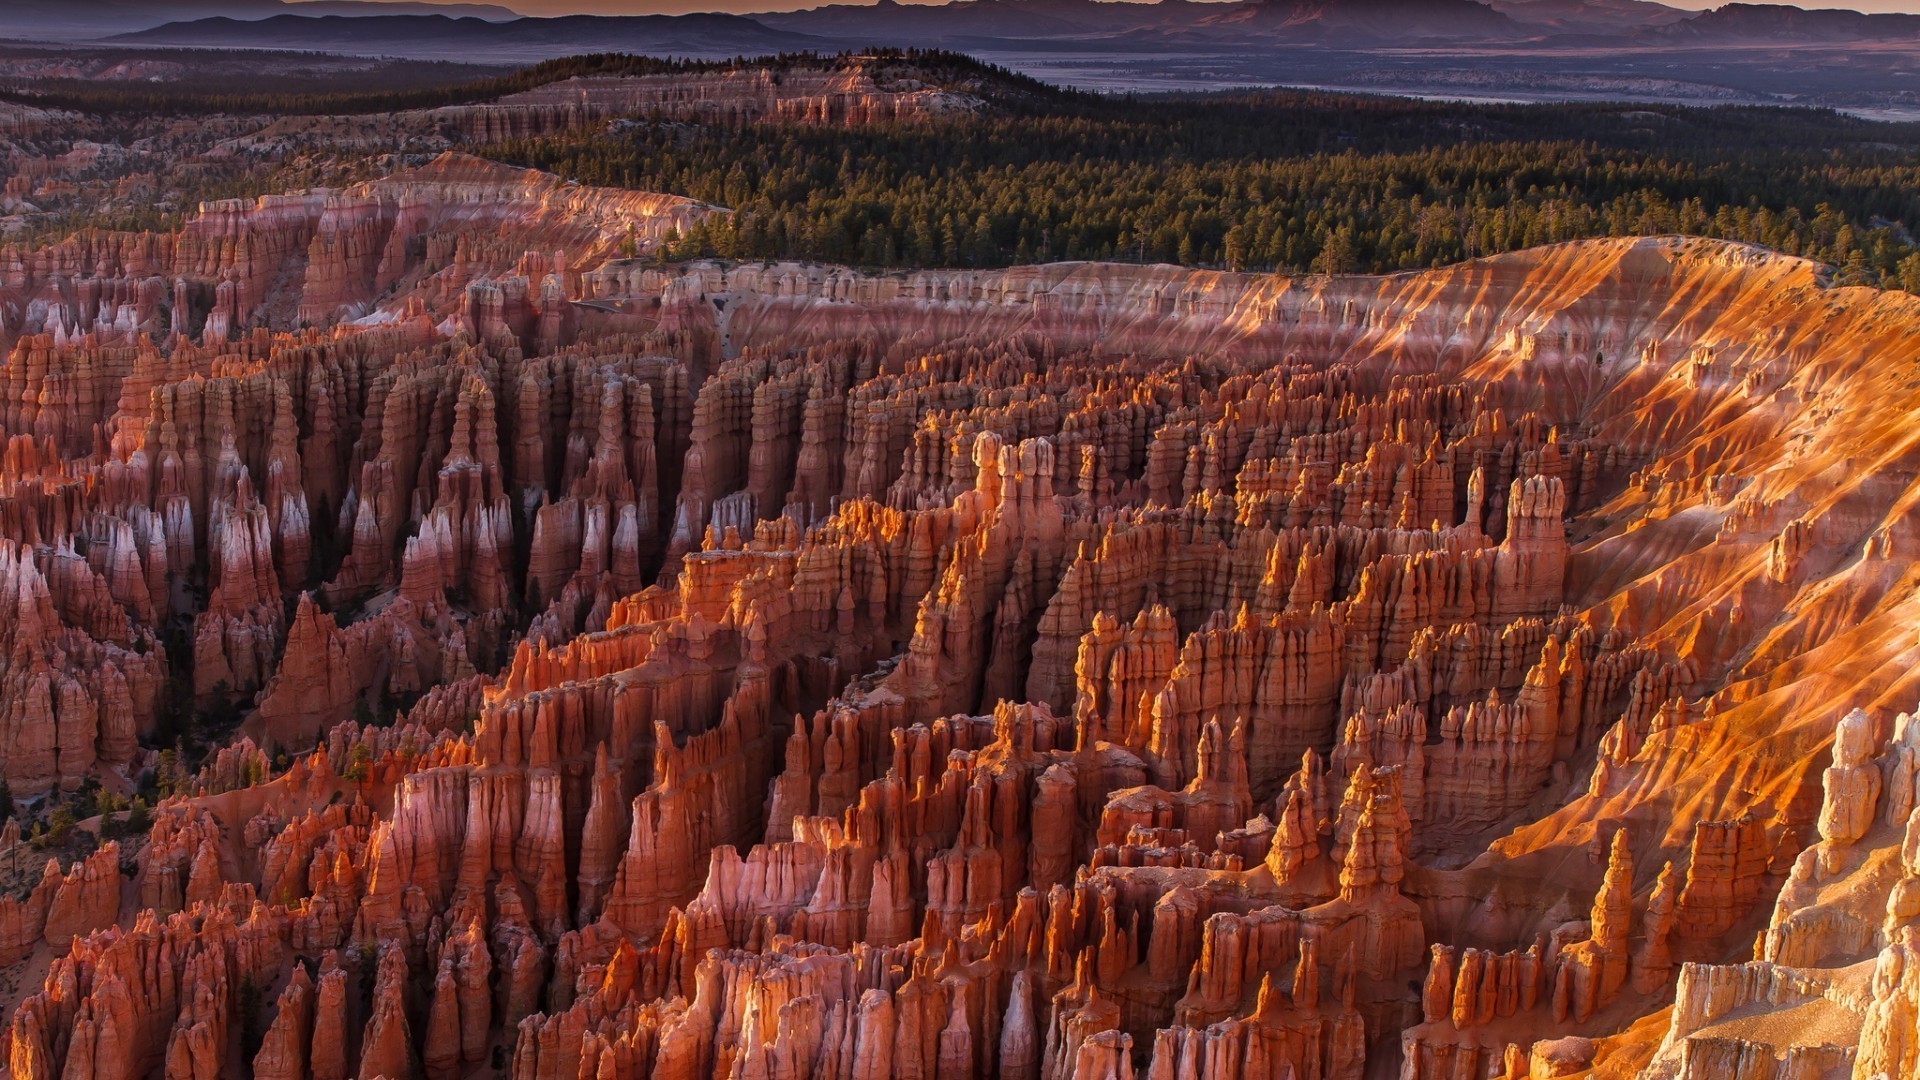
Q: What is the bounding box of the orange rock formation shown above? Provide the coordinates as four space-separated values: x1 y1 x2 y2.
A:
0 159 1914 1080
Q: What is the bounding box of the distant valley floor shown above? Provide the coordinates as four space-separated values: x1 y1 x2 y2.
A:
966 42 1920 118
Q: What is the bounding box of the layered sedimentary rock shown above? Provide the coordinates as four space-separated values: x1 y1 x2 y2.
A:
428 59 989 141
0 153 711 353
2 151 1919 1080
216 55 994 154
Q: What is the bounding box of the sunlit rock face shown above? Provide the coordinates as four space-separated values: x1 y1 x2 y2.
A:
3 157 1919 1080
216 59 992 153
429 63 991 142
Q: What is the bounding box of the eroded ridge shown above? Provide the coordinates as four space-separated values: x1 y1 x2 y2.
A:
0 163 1914 1080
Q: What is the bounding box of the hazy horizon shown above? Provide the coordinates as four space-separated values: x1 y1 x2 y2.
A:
306 0 1920 18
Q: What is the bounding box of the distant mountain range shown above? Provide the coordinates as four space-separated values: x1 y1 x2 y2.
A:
65 0 1920 57
109 12 818 60
1484 0 1691 33
290 0 518 16
752 0 1523 44
5 0 1920 118
1190 0 1520 42
1650 1 1920 39
5 1 520 42
764 0 1920 44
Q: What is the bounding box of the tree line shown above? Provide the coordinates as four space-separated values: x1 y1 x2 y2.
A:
483 89 1920 289
0 49 1050 118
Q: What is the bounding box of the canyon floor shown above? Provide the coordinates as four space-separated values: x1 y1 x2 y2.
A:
0 53 1918 1080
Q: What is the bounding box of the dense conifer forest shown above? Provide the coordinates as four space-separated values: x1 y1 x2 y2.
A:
8 47 1920 285
0 50 1054 117
483 84 1920 287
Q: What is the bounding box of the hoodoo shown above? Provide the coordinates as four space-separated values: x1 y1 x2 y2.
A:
1 41 1919 1080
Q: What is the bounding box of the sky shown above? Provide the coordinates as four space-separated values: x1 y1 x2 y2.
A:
382 0 1920 13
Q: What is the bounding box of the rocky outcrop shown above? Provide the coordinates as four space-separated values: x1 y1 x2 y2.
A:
428 60 987 143
42 842 121 954
10 139 1920 1080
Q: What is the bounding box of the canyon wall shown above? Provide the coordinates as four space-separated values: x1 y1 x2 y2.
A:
0 159 1912 1078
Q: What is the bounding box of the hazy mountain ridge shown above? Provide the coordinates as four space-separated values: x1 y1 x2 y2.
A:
1648 0 1920 38
1487 0 1692 33
5 0 523 40
290 0 521 17
1187 0 1521 42
7 0 1920 117
112 11 823 57
84 0 1920 55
